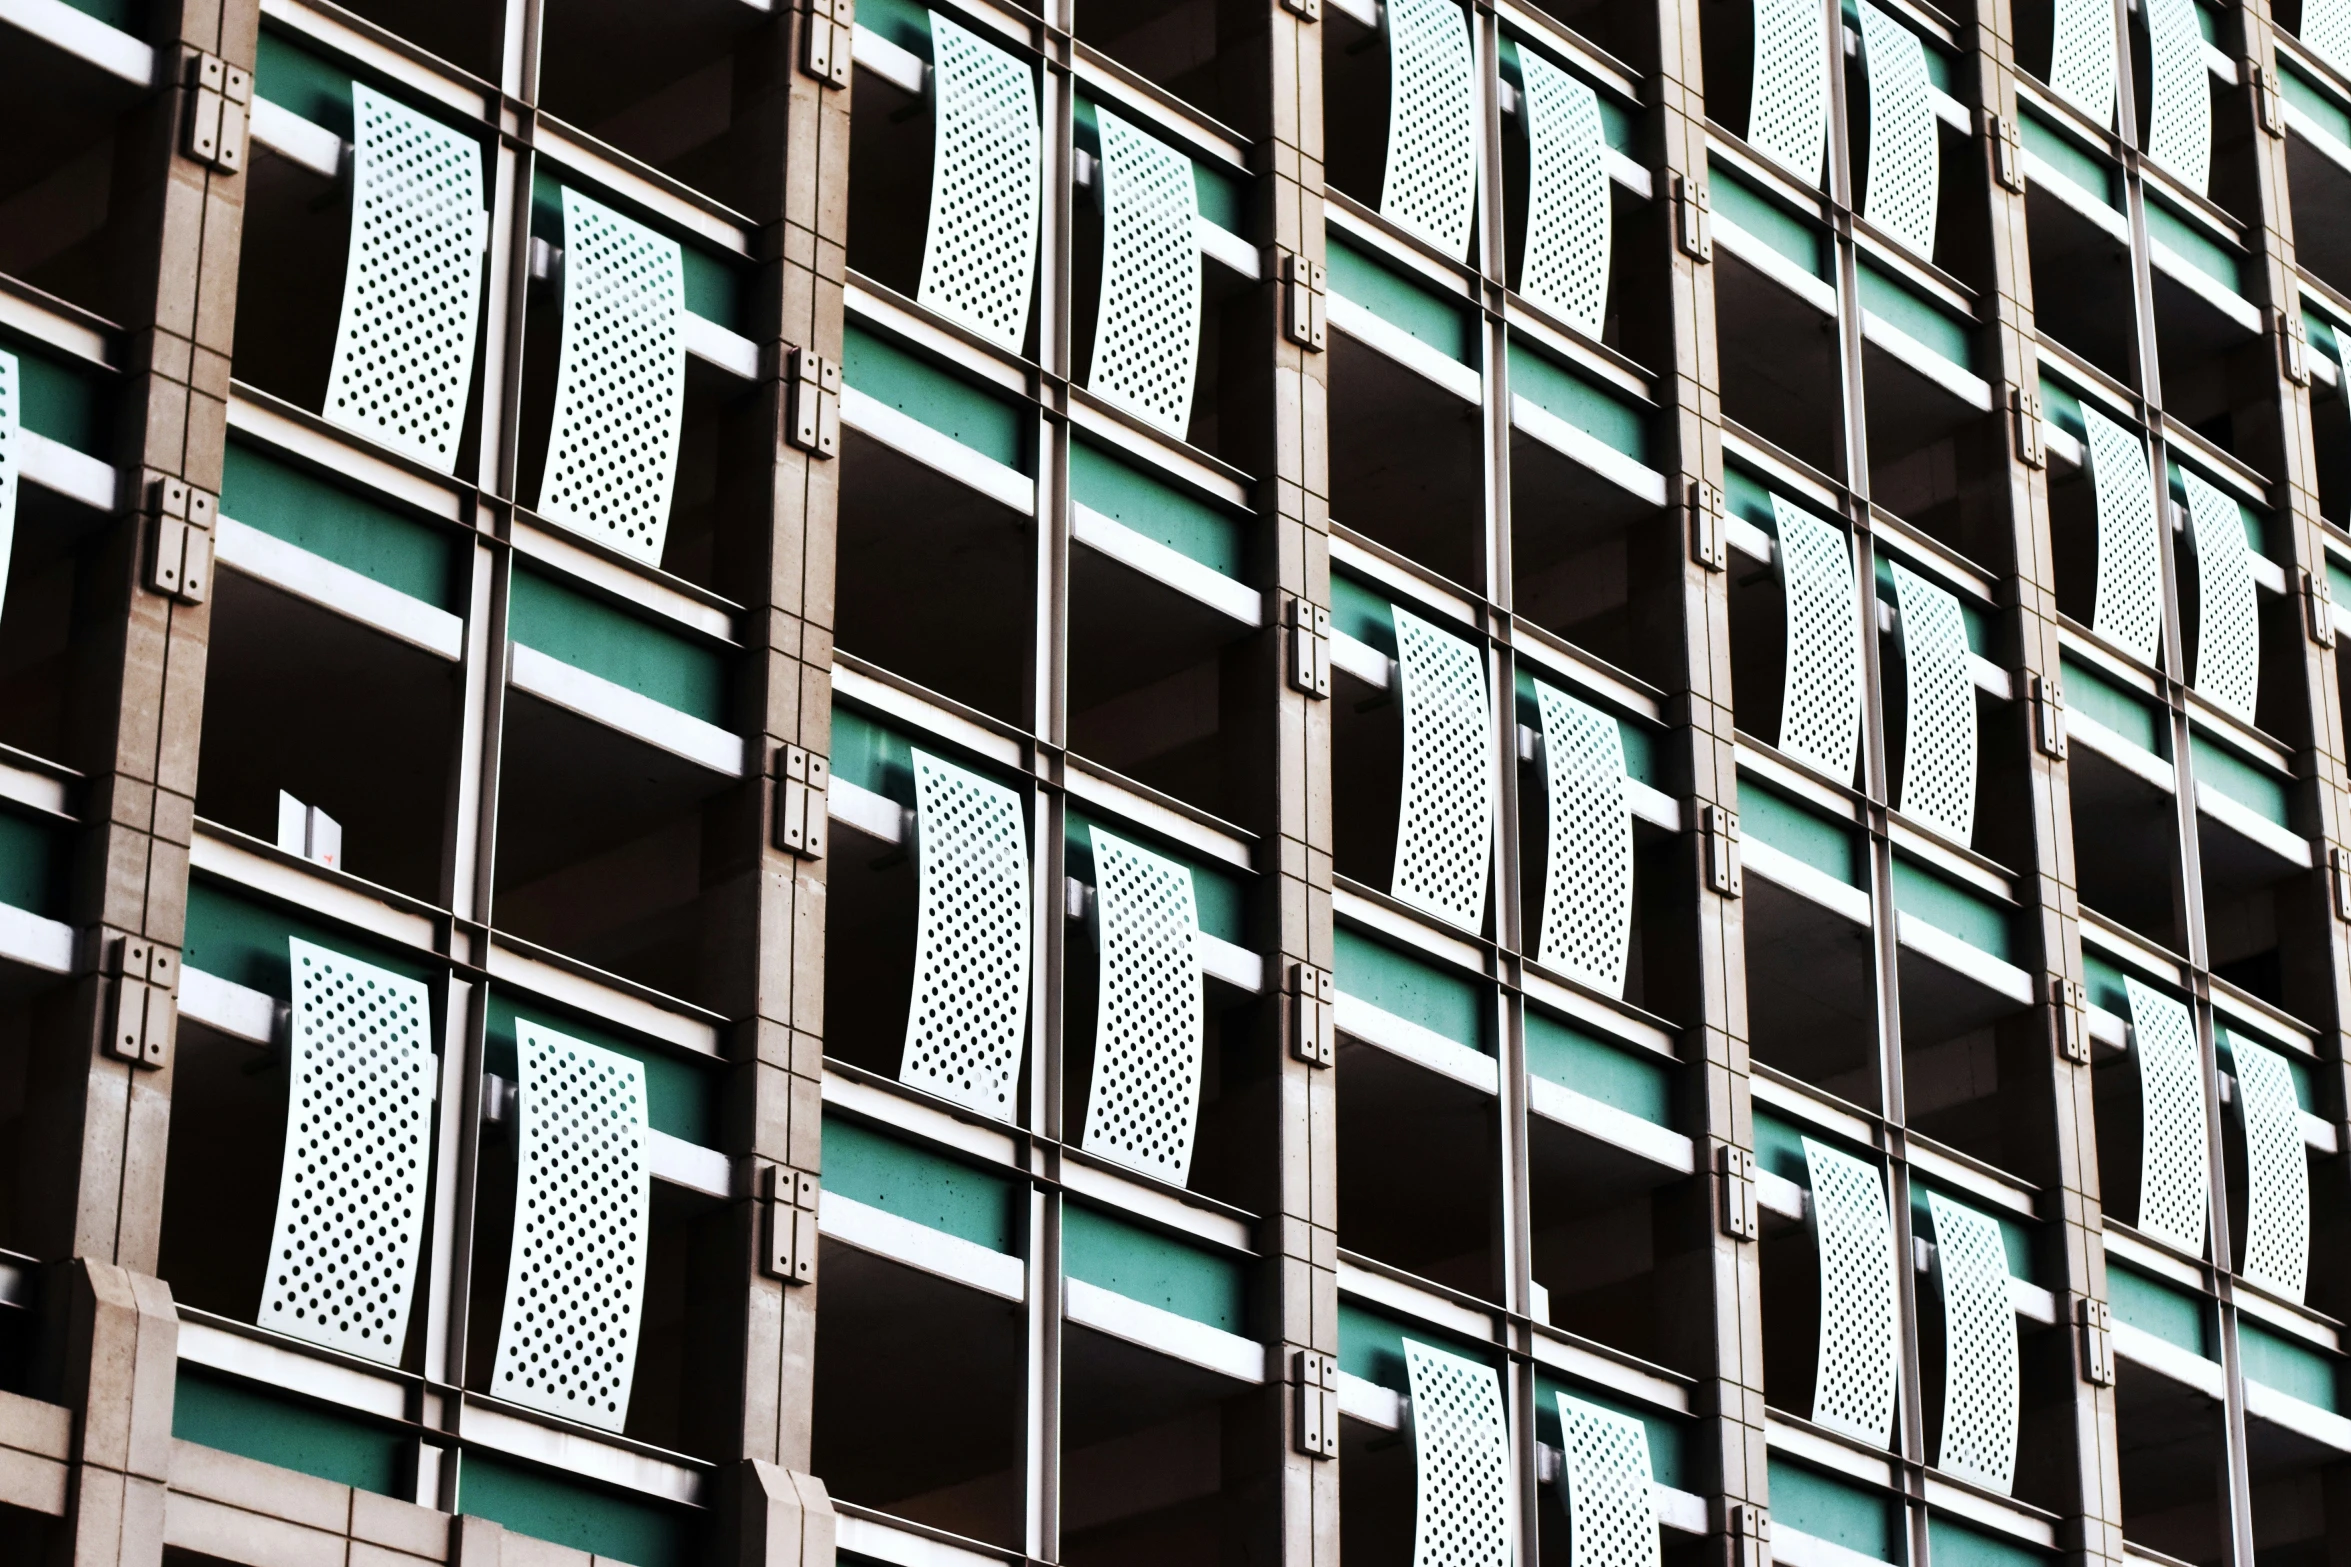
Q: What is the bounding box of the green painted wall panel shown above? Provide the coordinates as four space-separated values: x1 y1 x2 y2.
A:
2188 730 2290 826
2240 1321 2338 1411
1708 168 1827 277
1507 342 1649 462
222 443 460 610
256 29 355 135
1738 784 1858 885
2019 112 2117 206
2059 657 2162 754
1929 1516 2047 1567
0 808 60 918
1524 1010 1670 1123
1333 926 1484 1049
821 1118 1020 1252
2284 63 2351 143
1856 262 1974 370
461 1454 696 1567
508 569 728 724
1062 1204 1245 1331
173 1370 405 1496
2144 198 2244 295
8 345 110 456
1769 1458 1894 1562
1329 574 1398 654
484 993 714 1146
1325 237 1474 363
1889 858 2013 961
2107 1265 2208 1356
184 880 438 995
842 324 1026 468
1069 440 1243 576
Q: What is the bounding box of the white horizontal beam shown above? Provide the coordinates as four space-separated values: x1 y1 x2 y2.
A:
818 1190 1027 1302
841 386 1036 515
1333 991 1499 1094
215 517 465 660
1065 1278 1265 1383
177 967 281 1046
0 0 152 85
508 643 745 777
21 430 117 512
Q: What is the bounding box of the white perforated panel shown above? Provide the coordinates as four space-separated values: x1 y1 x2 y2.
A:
2084 406 2164 665
1405 1340 1514 1567
0 350 16 605
1517 52 1611 337
323 85 487 473
1088 111 1203 439
2142 0 2212 192
1555 1393 1660 1567
1858 2 1938 259
2232 1035 2310 1302
257 939 436 1365
1381 0 1480 259
1927 1193 2020 1495
2182 468 2259 723
2048 0 2118 124
1750 0 1830 185
1774 497 1864 785
1533 680 1633 996
1082 828 1205 1186
901 750 1032 1119
2127 977 2210 1257
1891 563 1977 846
1392 607 1495 933
537 190 686 566
2304 0 2351 79
1804 1138 1900 1447
491 1022 650 1432
918 13 1042 351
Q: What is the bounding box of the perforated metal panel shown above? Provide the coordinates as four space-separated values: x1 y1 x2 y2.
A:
1750 0 1830 185
2182 468 2259 722
2142 0 2212 191
0 350 16 604
2304 0 2351 79
2127 978 2210 1257
1804 1138 1900 1447
256 939 436 1365
1517 52 1611 337
1555 1393 1660 1567
1533 680 1633 996
1773 498 1863 785
490 1022 650 1432
2048 0 2118 124
1405 1340 1514 1567
1891 563 1977 846
1087 110 1203 439
1392 607 1495 933
901 749 1032 1119
1858 2 1938 258
2084 406 2164 665
537 189 686 566
322 85 487 473
1082 828 1205 1186
1926 1193 2019 1495
918 13 1042 351
1381 0 1480 259
2233 1036 2310 1301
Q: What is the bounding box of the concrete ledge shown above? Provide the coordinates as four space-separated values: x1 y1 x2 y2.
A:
0 1389 70 1516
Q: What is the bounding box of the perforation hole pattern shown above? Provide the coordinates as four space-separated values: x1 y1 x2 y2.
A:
1088 110 1202 439
323 84 487 474
1381 0 1480 259
1804 1137 1900 1447
1927 1193 2020 1494
1859 1 1938 259
2183 468 2260 722
2303 0 2351 80
1518 52 1610 337
2127 977 2211 1256
1081 829 1205 1185
1392 606 1495 934
918 13 1042 350
2233 1035 2310 1301
2049 0 2118 129
537 189 686 567
257 939 435 1365
1750 0 1829 184
901 750 1031 1120
1556 1393 1661 1567
2084 406 2164 664
0 349 17 594
1891 562 1977 846
1534 680 1633 996
2142 0 2213 191
491 1022 650 1433
1774 497 1864 785
1405 1340 1513 1567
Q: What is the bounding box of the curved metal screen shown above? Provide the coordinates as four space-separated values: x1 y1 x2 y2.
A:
2048 0 2118 125
918 13 1043 350
1381 0 1480 258
1088 110 1204 438
2233 1035 2310 1301
1774 497 1864 785
1518 51 1611 337
1392 607 1496 933
2142 0 2213 192
1082 828 1206 1186
2127 977 2210 1256
2182 468 2259 723
2084 406 2164 665
1891 562 1977 845
1858 2 1938 259
1805 1138 1900 1447
1533 679 1634 996
901 750 1032 1119
1406 1340 1514 1567
1750 0 1830 184
1927 1192 2019 1494
1555 1392 1661 1567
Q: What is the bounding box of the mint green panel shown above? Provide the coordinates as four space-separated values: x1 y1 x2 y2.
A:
1524 1009 1670 1123
1750 1110 1817 1184
1507 342 1650 463
173 1370 404 1495
2331 559 2351 613
255 29 355 134
59 0 144 26
1769 1458 1895 1562
2143 200 2244 295
1325 237 1474 364
508 569 727 723
2019 112 2118 206
1708 169 1827 277
1333 926 1485 1049
1856 263 1974 370
1329 574 1398 654
183 879 439 995
1338 1300 1494 1387
2058 657 2163 753
461 1455 697 1567
0 808 60 917
842 324 1027 467
2187 730 2290 827
1193 163 1244 231
1929 1516 2048 1567
1070 440 1243 576
1534 1373 1687 1489
857 0 932 51
2106 1265 2208 1355
2283 64 2351 143
2079 953 2134 1018
2239 1322 2338 1410
10 346 110 456
1738 784 1859 885
1889 858 2012 961
828 706 917 795
485 993 715 1146
1065 809 1243 943
1063 1204 1245 1331
2035 376 2087 441
1724 465 1778 528
821 1118 1021 1252
222 443 460 610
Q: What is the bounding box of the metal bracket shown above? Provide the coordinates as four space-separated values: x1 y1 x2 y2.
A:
1689 479 1727 571
1292 1350 1339 1457
803 0 855 88
2050 974 2087 1064
182 51 251 173
2304 568 2335 646
1675 175 1712 263
762 1165 821 1285
2011 386 2045 469
2029 672 2067 759
1721 1501 1771 1567
102 935 178 1070
2077 1296 2113 1386
1989 113 2025 193
2330 846 2351 923
786 348 842 458
1718 1145 1758 1240
1282 252 1328 351
2280 310 2311 386
776 745 830 859
144 478 215 605
2254 63 2285 136
1702 804 1741 898
1288 598 1332 699
1290 961 1335 1067
1281 0 1322 20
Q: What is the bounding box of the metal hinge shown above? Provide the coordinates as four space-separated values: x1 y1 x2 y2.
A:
2304 567 2336 646
2050 974 2087 1063
2029 672 2067 758
1283 252 1328 352
101 935 179 1070
2281 310 2311 386
1689 479 1727 571
1718 1145 1758 1240
1292 1350 1339 1457
144 476 215 605
1702 804 1741 898
1989 112 2025 193
2078 1297 2113 1385
1281 0 1322 20
786 347 842 458
183 51 251 173
2255 63 2285 136
1721 1501 1771 1567
1288 598 1332 698
2011 386 2046 469
775 744 830 859
803 0 855 87
1675 175 1712 263
763 1166 821 1285
2330 846 2351 923
1290 961 1335 1067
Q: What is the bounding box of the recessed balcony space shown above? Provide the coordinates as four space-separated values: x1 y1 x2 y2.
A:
2061 653 2189 953
2239 1319 2351 1567
2017 112 2139 387
1888 856 2041 1171
2143 198 2267 459
1753 1118 1898 1443
1736 778 1882 1110
2106 1265 2233 1567
536 0 778 210
1072 0 1237 129
324 0 504 83
2281 65 2351 294
1708 170 1847 482
1854 265 2005 564
2189 726 2318 1009
2299 313 2351 535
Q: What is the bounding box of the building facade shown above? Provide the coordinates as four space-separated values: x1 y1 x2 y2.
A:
1 0 2350 1563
